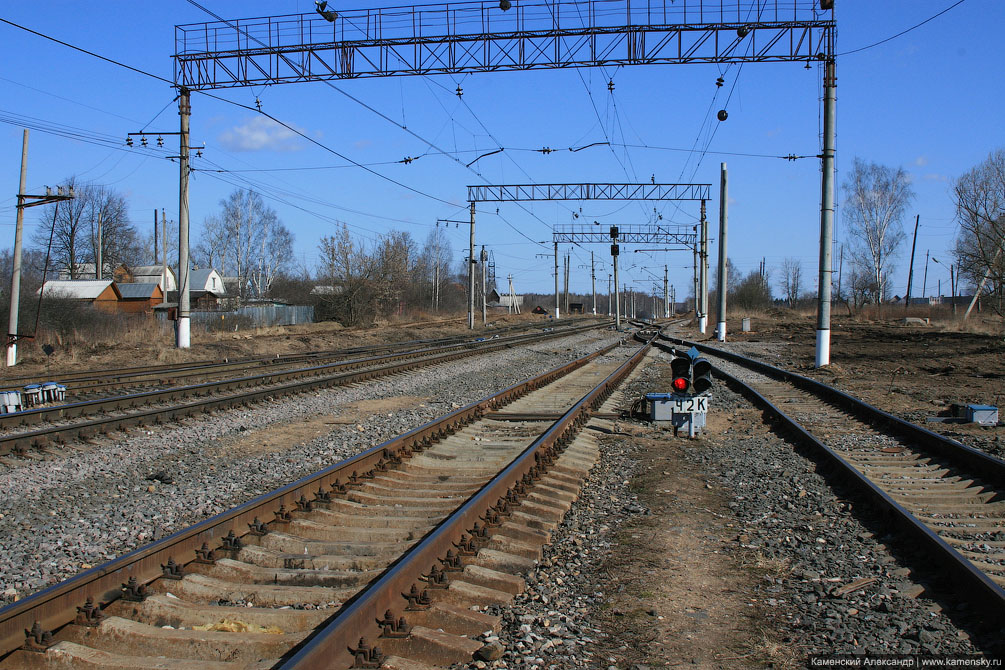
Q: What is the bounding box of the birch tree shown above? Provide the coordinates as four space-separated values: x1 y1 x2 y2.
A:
780 258 802 308
953 148 1005 314
842 158 914 303
199 189 293 299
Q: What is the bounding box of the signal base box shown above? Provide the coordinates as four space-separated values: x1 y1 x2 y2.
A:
646 392 710 438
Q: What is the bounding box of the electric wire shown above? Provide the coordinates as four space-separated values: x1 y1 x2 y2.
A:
838 1 967 56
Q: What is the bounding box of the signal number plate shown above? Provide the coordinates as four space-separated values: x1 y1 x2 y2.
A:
673 396 708 413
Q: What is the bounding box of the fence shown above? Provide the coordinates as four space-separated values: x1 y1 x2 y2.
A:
157 304 315 330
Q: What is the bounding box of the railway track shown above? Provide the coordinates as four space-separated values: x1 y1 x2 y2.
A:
658 332 1005 615
0 323 605 458
0 319 563 402
0 333 651 668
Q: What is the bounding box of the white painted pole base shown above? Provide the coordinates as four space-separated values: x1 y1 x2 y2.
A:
815 329 830 367
555 308 560 319
5 344 16 367
176 317 191 349
698 316 707 334
716 321 726 342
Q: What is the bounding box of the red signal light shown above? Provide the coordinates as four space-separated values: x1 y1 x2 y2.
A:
672 377 689 392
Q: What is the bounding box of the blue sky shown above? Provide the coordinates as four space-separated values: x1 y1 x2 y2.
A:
0 1 999 302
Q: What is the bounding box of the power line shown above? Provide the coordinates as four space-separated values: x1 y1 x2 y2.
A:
838 1 967 56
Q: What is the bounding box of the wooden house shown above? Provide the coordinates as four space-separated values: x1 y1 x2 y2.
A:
115 283 164 314
39 280 122 312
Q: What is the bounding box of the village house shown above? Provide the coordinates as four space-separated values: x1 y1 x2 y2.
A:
39 279 122 312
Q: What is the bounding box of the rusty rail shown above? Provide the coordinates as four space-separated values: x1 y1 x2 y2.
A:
0 324 602 455
0 334 637 660
277 334 654 668
659 332 1005 616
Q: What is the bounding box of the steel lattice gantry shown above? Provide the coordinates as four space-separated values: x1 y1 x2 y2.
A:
467 183 710 203
553 223 695 247
173 0 834 88
170 0 840 366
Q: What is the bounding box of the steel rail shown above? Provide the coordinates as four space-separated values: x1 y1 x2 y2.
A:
278 333 654 668
0 317 532 392
0 334 632 660
659 333 1005 615
0 324 601 450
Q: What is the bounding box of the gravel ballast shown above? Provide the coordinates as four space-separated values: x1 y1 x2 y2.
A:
457 354 999 669
0 330 621 605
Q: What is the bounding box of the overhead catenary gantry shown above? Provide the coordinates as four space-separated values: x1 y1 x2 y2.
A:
173 0 837 364
467 182 708 329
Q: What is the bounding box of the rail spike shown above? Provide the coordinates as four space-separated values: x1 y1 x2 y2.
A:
75 596 105 627
348 637 385 669
248 516 268 536
161 557 184 580
274 504 292 522
23 621 54 652
222 530 242 552
402 584 431 611
422 564 449 588
194 542 216 564
377 609 412 638
121 576 148 602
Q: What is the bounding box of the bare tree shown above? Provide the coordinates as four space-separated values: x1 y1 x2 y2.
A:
250 215 294 299
318 223 379 325
843 158 914 304
780 258 802 308
32 177 88 279
731 268 772 310
85 185 139 275
32 178 137 279
194 215 229 275
953 148 1005 314
198 190 293 299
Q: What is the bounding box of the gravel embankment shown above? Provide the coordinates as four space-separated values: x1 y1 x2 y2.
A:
0 330 621 605
459 358 999 669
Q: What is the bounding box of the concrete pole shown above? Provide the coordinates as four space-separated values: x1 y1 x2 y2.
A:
607 274 612 317
613 253 621 329
816 59 836 367
553 242 560 319
563 254 569 315
692 232 699 321
6 129 29 367
177 88 192 349
96 211 103 279
716 163 729 342
699 200 709 334
161 210 168 304
480 245 487 325
663 265 669 319
467 202 475 329
591 251 597 315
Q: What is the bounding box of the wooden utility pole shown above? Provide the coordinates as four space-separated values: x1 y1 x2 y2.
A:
921 250 929 298
905 214 920 310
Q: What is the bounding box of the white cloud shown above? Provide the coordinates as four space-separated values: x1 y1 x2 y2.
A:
923 173 950 183
217 116 306 152
914 155 929 167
